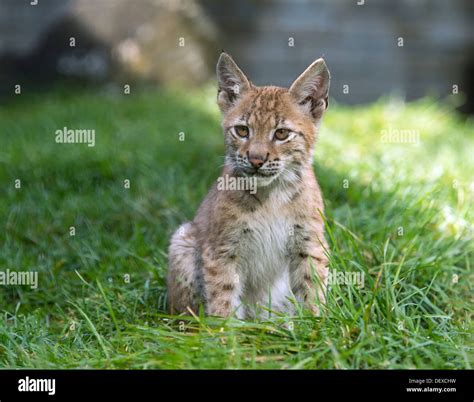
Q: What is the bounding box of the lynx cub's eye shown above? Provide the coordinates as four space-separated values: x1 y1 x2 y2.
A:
235 125 249 138
274 128 290 141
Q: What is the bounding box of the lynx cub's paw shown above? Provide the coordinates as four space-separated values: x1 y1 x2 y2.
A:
168 52 330 319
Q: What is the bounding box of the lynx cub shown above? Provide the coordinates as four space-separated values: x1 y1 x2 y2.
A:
168 53 330 319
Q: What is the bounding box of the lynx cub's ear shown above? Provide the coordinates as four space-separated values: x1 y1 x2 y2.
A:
289 58 330 121
216 52 252 113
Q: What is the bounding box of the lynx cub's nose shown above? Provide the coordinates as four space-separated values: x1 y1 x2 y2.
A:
249 156 265 169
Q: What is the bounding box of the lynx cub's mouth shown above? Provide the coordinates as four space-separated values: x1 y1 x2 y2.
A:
241 167 281 187
168 52 330 319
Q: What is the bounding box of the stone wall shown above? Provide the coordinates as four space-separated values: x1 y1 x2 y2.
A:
202 0 474 107
1 0 472 109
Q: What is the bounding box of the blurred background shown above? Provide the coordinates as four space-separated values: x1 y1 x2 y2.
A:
1 0 473 111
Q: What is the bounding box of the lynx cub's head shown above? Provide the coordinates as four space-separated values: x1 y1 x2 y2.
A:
217 52 330 187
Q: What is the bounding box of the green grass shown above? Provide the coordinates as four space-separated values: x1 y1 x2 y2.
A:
0 85 472 369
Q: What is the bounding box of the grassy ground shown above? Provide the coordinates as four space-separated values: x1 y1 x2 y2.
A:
0 85 472 369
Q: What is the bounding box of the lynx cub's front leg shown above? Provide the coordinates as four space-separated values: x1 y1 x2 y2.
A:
201 245 241 317
290 230 329 315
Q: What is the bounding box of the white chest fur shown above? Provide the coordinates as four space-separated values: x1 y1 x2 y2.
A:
235 203 294 314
